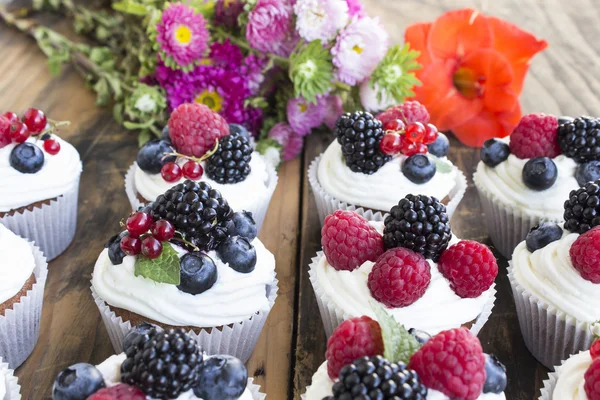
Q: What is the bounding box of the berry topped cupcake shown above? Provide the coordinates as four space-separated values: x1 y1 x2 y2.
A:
51 324 265 400
0 108 82 260
309 194 497 337
303 313 507 399
308 101 467 223
473 114 600 258
92 180 277 362
126 103 277 230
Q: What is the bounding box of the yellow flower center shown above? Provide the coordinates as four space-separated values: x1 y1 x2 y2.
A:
200 58 212 66
299 103 308 113
352 45 364 54
224 0 236 7
195 90 224 112
174 25 193 45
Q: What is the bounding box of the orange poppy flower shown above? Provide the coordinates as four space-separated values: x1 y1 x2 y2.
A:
405 9 547 147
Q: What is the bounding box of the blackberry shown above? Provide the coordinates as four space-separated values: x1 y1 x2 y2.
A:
563 180 600 234
205 132 252 184
558 116 600 162
334 111 391 174
149 180 234 251
383 194 451 261
120 327 202 399
324 356 427 400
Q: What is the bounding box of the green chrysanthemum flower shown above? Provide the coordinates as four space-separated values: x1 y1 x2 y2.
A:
370 44 422 104
289 40 334 104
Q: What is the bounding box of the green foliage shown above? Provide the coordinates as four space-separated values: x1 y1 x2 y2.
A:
289 40 334 104
370 44 422 104
372 301 421 364
134 242 181 284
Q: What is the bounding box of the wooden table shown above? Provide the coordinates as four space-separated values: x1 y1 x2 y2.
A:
1 0 600 398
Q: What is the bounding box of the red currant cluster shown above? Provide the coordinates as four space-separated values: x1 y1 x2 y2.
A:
161 160 203 183
0 108 62 155
379 119 439 157
120 211 176 259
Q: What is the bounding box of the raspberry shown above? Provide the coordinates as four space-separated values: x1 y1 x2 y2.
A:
377 101 430 126
321 210 385 271
168 103 229 157
87 384 145 400
569 227 600 283
0 116 11 149
437 240 498 298
409 328 486 400
325 316 384 380
591 338 600 359
509 113 560 159
585 358 600 400
368 247 431 307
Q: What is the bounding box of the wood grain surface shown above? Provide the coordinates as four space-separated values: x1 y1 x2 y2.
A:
1 0 600 398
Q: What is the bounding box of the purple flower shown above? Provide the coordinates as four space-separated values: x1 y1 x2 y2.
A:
215 0 245 29
156 3 209 69
294 0 348 43
246 0 298 56
286 96 325 136
322 94 344 129
345 0 365 18
269 122 304 160
209 40 244 66
241 54 267 96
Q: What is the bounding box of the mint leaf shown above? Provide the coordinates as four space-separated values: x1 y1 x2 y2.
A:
433 156 453 174
371 300 421 364
134 242 180 285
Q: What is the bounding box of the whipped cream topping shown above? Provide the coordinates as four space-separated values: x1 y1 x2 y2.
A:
97 353 253 400
317 141 459 211
0 136 82 212
304 361 505 400
473 138 579 218
0 225 35 304
552 351 590 399
134 152 271 213
91 239 276 327
315 222 494 335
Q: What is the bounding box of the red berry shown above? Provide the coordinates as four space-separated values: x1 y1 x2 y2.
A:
43 138 60 155
87 383 145 400
509 113 560 159
377 101 430 126
416 143 428 154
383 119 406 133
423 123 439 145
161 162 182 182
10 121 30 143
0 116 11 149
120 234 141 256
2 111 18 123
182 160 203 180
22 108 47 134
585 357 600 400
570 227 600 283
141 235 162 259
400 140 419 156
126 212 153 238
168 103 229 157
321 210 385 271
152 219 175 242
379 133 403 155
326 316 384 380
591 339 600 359
405 122 426 144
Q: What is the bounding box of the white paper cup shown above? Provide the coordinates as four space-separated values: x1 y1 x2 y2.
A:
125 162 278 231
0 243 48 369
91 278 278 364
539 367 559 399
309 252 496 338
247 378 266 400
0 358 21 400
308 155 467 225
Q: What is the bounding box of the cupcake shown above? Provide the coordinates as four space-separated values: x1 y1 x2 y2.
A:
0 224 48 369
473 114 600 258
0 108 82 261
509 179 600 368
310 195 497 337
0 358 20 400
51 324 265 400
125 103 277 230
308 101 467 223
302 313 507 399
93 179 277 362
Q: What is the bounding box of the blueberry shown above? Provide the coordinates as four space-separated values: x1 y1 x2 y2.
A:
522 157 558 191
483 354 507 394
402 154 436 184
52 363 106 400
161 125 170 141
177 252 218 295
427 132 449 157
136 139 176 174
230 211 257 241
105 231 128 265
217 236 257 273
481 139 510 167
575 161 600 186
194 355 248 400
526 222 563 252
558 116 574 126
229 123 249 138
10 142 44 173
408 328 431 344
122 322 163 352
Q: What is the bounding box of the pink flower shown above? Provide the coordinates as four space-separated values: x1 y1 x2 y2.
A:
286 96 325 136
322 94 344 129
294 0 348 43
269 122 304 160
332 16 389 85
345 0 365 18
156 3 209 68
246 0 297 57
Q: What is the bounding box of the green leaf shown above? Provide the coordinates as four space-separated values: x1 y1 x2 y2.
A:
370 44 422 104
371 300 421 364
138 130 152 147
124 120 155 130
47 56 64 76
433 156 453 174
289 40 334 104
112 1 149 15
134 242 181 285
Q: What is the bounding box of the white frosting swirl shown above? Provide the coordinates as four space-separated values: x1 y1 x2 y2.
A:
304 361 505 400
317 141 459 211
553 350 591 399
134 152 271 213
0 136 82 212
0 225 35 304
91 239 275 327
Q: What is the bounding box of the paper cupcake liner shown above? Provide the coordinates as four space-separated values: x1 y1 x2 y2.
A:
247 378 266 400
539 365 560 400
308 252 496 337
0 359 21 400
308 155 467 225
0 244 48 369
91 278 278 363
125 161 279 231
0 178 80 261
508 263 597 369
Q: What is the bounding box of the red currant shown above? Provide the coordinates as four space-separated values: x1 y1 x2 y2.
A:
400 140 419 156
141 235 163 259
423 123 438 145
384 119 406 133
120 234 141 256
379 134 403 155
43 138 61 155
10 121 30 143
22 108 47 134
591 339 600 359
126 212 153 238
152 220 175 242
416 143 428 154
405 122 426 144
2 112 18 123
182 160 203 180
161 162 182 183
